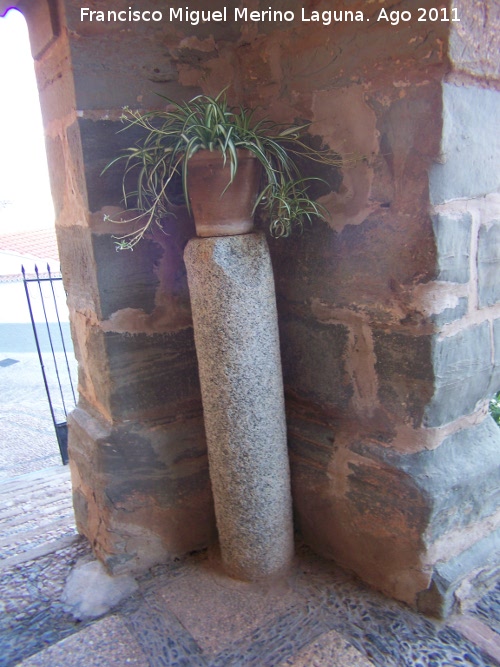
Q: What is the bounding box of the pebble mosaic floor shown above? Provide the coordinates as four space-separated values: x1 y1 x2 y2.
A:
1 467 499 667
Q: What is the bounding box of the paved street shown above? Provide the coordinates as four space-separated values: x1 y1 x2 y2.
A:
0 351 76 481
0 322 72 354
0 267 75 479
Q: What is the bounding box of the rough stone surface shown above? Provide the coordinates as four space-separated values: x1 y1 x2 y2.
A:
103 328 202 421
79 118 147 212
373 330 434 427
56 225 100 317
184 233 294 580
491 317 500 394
354 417 500 545
430 297 469 327
425 323 492 427
92 232 161 318
43 134 66 218
418 527 500 618
478 220 500 308
279 628 374 667
432 212 472 283
18 616 149 667
430 84 500 204
68 407 216 573
288 404 500 611
62 560 138 620
450 0 500 81
279 314 352 410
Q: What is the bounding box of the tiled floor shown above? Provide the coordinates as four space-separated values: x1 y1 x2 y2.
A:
1 466 499 667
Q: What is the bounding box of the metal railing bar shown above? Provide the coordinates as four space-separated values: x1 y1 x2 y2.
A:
46 263 77 405
33 264 69 419
21 264 60 432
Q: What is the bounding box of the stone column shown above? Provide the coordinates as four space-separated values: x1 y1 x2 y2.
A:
184 233 294 581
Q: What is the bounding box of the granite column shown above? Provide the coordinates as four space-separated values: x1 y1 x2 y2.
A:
184 233 294 580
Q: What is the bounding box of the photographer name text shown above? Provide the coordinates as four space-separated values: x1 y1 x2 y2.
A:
80 6 460 26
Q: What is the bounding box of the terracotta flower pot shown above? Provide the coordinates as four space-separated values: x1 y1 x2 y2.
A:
187 149 261 237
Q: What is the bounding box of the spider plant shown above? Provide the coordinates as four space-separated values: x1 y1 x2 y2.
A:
103 90 343 249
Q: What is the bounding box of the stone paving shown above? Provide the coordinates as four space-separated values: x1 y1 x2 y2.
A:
0 353 75 481
1 465 500 667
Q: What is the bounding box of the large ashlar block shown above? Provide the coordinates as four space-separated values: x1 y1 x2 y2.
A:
184 233 294 580
68 407 216 574
429 84 500 204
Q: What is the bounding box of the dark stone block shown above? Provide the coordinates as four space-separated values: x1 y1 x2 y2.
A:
287 413 337 471
100 418 210 506
412 418 500 542
63 6 203 111
271 223 338 305
432 212 472 283
68 407 215 573
70 39 179 110
425 322 492 427
279 313 352 410
272 210 436 325
375 332 433 381
346 459 429 536
78 118 147 212
105 329 202 421
418 527 500 618
92 233 161 319
430 84 500 204
489 318 500 394
353 417 500 545
373 331 434 427
478 220 500 307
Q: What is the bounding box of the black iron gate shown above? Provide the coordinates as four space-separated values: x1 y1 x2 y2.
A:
22 264 76 465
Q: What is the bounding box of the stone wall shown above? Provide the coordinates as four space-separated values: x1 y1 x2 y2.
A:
418 11 500 608
8 0 218 573
11 0 500 613
260 1 500 614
